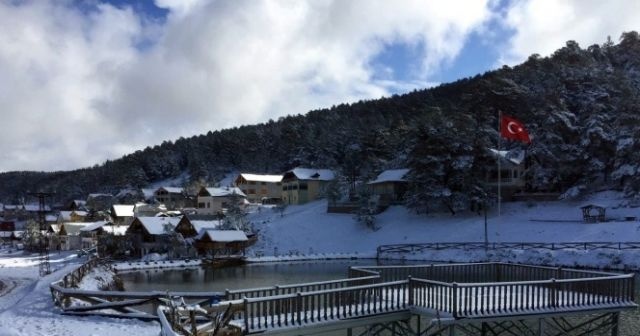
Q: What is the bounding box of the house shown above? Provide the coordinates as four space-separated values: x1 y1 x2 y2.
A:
193 229 248 256
154 187 192 210
196 187 246 215
58 210 88 223
234 173 283 203
368 168 410 204
111 204 135 226
174 217 222 239
485 149 527 200
126 216 182 257
57 222 94 250
78 221 125 249
281 168 335 205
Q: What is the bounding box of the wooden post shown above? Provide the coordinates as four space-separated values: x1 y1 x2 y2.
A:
538 318 544 336
189 309 197 335
296 293 302 325
243 298 249 332
611 312 620 336
452 283 458 318
407 276 413 306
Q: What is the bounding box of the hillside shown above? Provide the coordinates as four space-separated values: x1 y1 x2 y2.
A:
3 32 640 205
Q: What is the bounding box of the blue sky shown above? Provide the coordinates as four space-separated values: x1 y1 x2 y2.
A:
0 0 638 171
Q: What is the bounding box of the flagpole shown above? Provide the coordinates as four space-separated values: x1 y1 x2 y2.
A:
497 110 502 219
496 110 502 244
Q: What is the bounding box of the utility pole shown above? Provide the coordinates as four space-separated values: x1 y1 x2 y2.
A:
28 192 54 277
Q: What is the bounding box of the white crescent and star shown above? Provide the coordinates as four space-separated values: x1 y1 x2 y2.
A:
506 121 523 134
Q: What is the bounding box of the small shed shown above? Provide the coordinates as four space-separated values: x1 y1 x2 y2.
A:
580 204 606 223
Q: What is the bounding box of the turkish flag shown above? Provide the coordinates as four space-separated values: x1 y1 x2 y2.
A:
500 115 531 144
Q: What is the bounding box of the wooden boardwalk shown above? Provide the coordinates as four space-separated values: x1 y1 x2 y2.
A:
50 259 636 335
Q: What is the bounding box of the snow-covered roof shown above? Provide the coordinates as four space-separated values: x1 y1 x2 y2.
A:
0 231 12 238
198 229 248 242
45 215 58 222
156 187 184 194
239 173 283 183
191 220 223 232
24 204 51 212
103 225 128 236
72 200 86 206
88 193 113 198
368 169 410 184
61 222 94 236
134 217 181 235
49 224 61 234
78 221 110 232
285 168 335 181
112 205 135 217
202 187 246 198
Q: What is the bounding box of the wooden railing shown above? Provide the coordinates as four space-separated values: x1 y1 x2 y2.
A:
242 280 409 332
54 259 636 336
444 274 635 318
60 257 102 288
225 275 380 301
50 258 226 320
377 241 640 258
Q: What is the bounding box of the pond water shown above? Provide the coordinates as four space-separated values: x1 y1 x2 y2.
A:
119 259 381 292
119 261 640 335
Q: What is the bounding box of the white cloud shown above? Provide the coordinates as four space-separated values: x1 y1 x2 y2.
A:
499 0 640 65
0 0 491 172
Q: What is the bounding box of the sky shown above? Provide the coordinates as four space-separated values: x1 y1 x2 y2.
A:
0 0 638 172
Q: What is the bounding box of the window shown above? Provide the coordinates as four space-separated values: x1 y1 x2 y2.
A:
248 189 256 194
249 181 256 185
261 182 266 185
198 202 205 208
299 183 308 190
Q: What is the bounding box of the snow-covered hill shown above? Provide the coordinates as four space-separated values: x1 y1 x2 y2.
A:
247 192 640 256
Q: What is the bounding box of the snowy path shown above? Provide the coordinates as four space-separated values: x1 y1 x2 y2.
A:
0 251 160 336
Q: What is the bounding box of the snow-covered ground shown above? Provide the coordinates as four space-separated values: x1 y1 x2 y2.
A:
247 191 640 269
0 249 158 336
1 191 639 335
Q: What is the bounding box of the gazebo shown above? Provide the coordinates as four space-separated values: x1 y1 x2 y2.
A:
580 204 606 223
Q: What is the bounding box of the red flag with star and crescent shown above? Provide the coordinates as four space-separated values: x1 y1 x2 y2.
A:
500 115 531 144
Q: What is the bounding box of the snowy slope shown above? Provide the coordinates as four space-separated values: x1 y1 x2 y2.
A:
247 192 640 256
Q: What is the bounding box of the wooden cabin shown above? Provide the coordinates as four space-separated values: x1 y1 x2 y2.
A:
174 216 222 239
367 168 410 205
126 216 181 256
194 230 248 256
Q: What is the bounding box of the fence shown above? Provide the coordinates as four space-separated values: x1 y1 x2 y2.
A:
377 241 640 259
